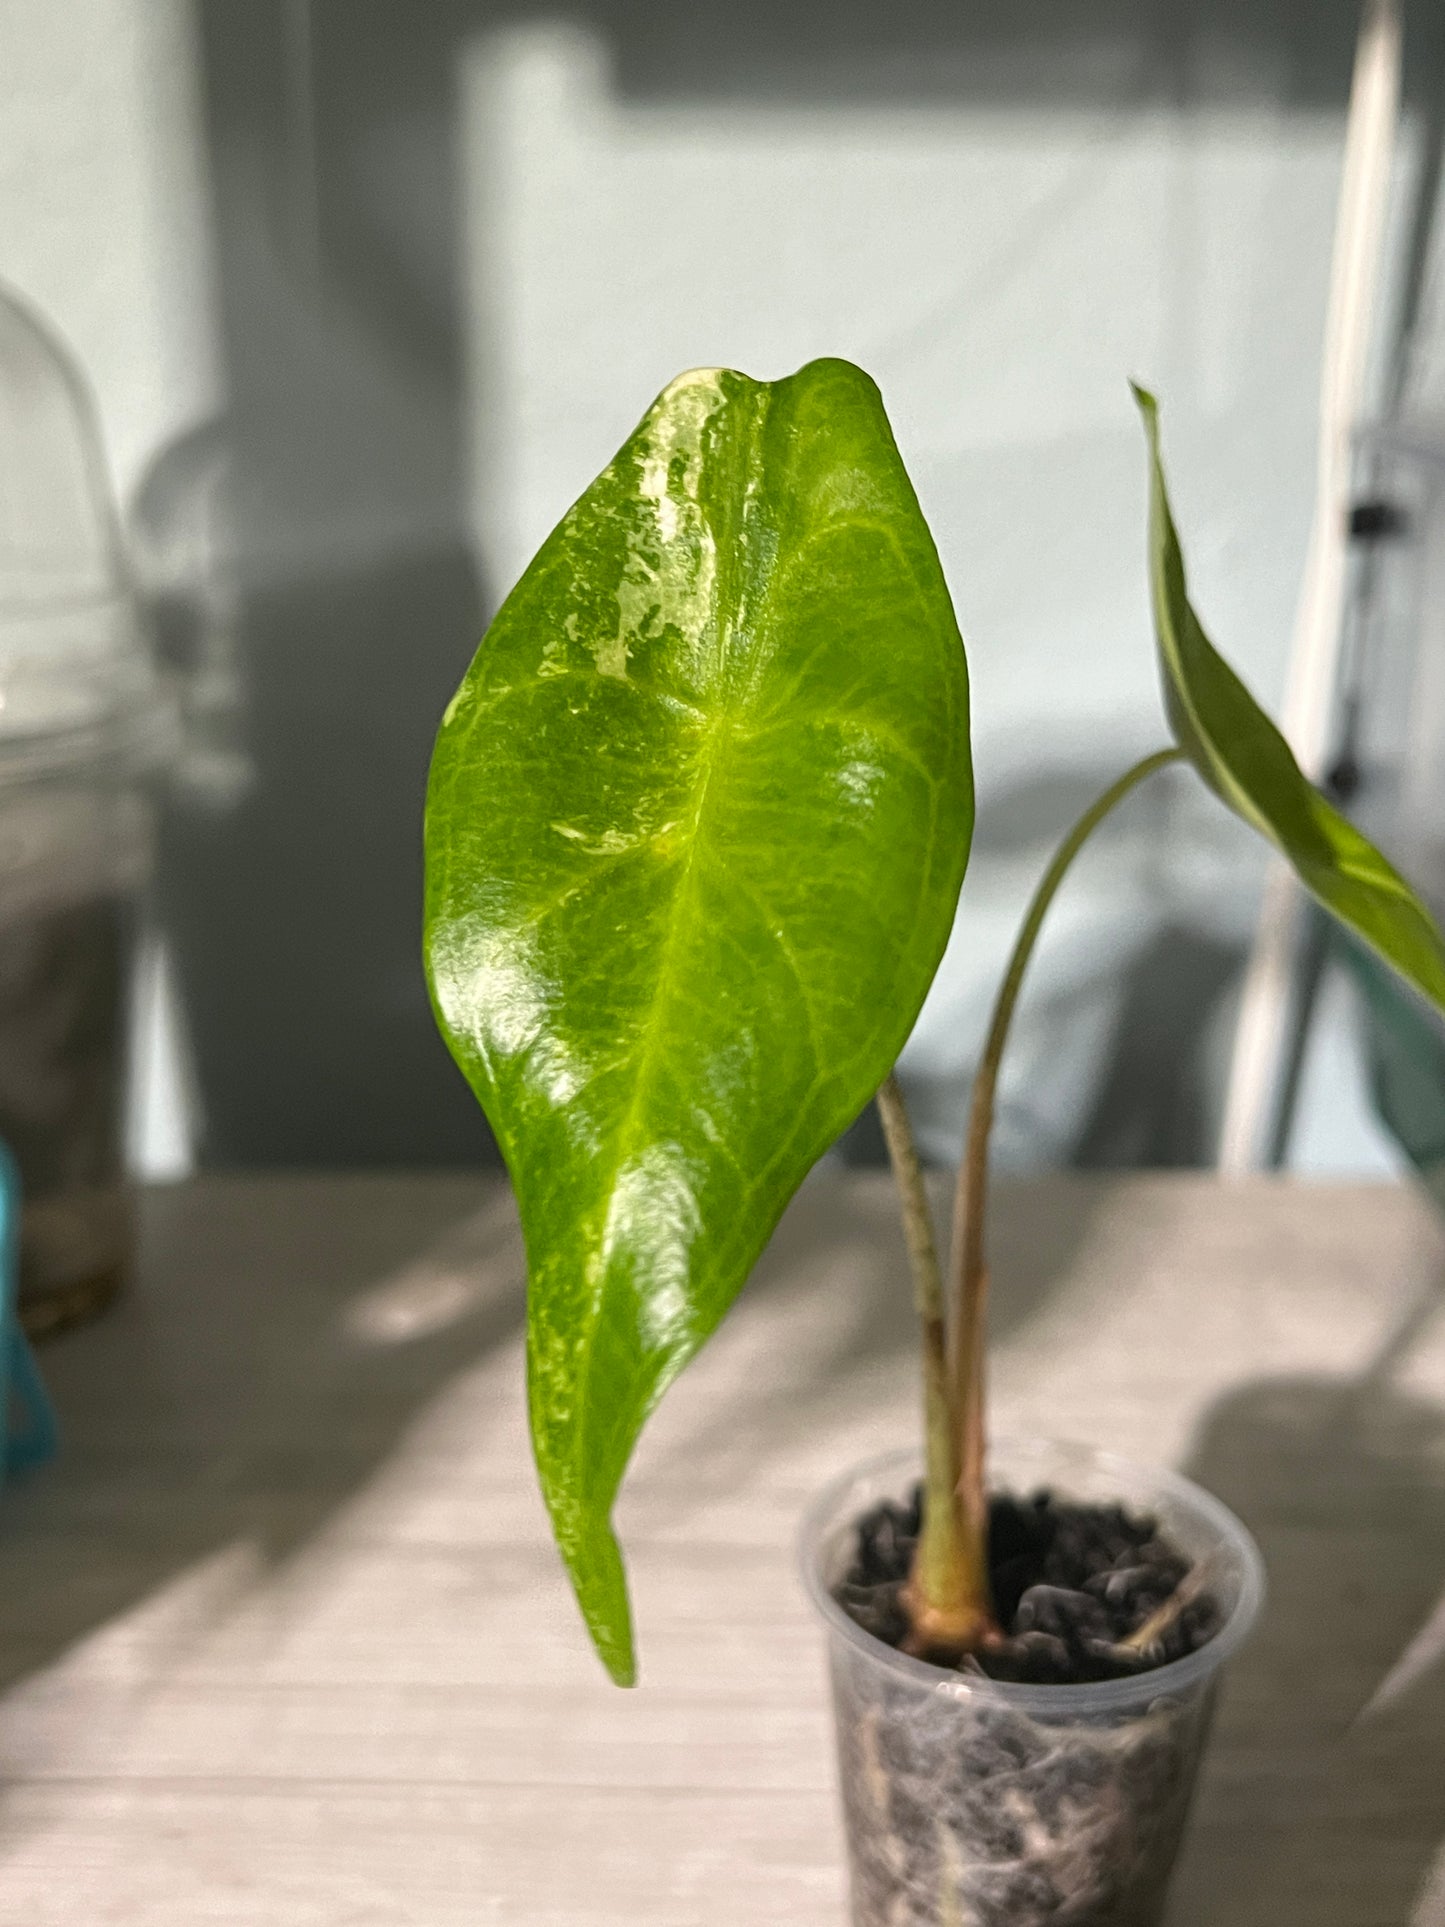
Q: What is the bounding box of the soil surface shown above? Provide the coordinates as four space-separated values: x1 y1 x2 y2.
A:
835 1484 1222 1684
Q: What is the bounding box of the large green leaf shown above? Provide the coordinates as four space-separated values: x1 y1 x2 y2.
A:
425 359 972 1682
1134 384 1445 1014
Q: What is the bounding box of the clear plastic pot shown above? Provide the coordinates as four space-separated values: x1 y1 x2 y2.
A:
0 729 158 1334
0 282 174 1334
800 1440 1265 1927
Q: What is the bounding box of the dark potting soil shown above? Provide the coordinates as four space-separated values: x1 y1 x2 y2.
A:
834 1484 1222 1685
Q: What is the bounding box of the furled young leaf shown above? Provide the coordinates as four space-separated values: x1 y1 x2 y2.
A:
1134 384 1445 1014
425 359 972 1683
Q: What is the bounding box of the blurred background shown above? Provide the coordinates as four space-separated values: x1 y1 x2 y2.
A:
3 0 1445 1308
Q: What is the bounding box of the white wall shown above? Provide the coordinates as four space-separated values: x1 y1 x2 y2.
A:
457 22 1391 1168
0 0 219 502
0 2 1420 1174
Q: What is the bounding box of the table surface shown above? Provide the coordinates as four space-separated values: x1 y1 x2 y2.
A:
0 1171 1443 1926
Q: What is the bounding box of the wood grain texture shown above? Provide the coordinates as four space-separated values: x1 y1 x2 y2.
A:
0 1171 1442 1924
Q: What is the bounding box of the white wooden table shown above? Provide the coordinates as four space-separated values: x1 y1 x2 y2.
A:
0 1171 1442 1925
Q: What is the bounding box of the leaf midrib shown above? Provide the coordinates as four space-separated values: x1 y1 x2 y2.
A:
566 395 774 1499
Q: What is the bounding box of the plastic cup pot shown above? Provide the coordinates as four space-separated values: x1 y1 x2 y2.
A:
800 1440 1265 1927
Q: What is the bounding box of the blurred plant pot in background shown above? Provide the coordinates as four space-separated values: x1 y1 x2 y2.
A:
0 283 175 1337
0 737 156 1336
800 1441 1265 1927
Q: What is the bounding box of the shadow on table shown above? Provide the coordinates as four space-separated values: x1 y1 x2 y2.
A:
1170 1314 1445 1927
0 1177 526 1704
648 1168 1120 1496
0 1164 1117 1716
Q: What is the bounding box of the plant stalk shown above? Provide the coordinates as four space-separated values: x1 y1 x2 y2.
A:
943 746 1186 1640
876 1075 992 1652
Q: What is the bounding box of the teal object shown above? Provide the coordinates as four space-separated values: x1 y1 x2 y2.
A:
1339 933 1445 1216
0 1146 57 1475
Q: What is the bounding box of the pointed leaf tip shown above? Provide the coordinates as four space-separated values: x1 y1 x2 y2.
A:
427 359 972 1676
1136 394 1445 1018
562 1514 637 1685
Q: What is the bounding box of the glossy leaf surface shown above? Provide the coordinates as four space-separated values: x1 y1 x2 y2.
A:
426 359 972 1682
1135 384 1445 1014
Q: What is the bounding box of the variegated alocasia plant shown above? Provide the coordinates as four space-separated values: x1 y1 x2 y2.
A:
425 361 972 1682
426 358 1445 1681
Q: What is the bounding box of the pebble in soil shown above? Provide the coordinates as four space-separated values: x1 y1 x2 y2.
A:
834 1484 1222 1684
